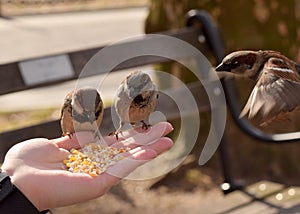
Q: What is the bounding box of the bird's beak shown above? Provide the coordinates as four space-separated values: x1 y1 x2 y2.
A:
215 63 231 72
129 88 136 100
215 63 237 79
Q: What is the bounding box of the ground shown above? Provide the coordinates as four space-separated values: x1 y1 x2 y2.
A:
53 181 222 214
52 159 224 214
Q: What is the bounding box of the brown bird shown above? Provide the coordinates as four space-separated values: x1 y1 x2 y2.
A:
61 87 104 137
216 50 300 126
110 71 158 139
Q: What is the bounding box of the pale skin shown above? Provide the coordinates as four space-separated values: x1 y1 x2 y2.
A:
1 122 173 211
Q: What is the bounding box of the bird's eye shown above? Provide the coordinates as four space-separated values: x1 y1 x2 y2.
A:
233 61 239 65
141 74 150 83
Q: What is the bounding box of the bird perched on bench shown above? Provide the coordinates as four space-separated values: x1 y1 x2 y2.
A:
110 71 158 139
216 50 300 126
60 87 103 137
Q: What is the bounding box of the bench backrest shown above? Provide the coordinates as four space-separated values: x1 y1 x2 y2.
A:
0 10 226 162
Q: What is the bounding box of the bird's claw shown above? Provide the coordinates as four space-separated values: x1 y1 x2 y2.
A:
62 132 73 139
141 121 151 130
93 130 101 140
109 131 122 140
109 121 150 140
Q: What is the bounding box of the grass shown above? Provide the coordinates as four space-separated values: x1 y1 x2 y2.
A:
0 96 114 133
0 108 60 132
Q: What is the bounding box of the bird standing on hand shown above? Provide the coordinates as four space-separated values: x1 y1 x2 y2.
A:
216 50 300 126
110 71 158 139
61 87 104 137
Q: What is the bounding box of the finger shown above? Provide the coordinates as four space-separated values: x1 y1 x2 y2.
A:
105 149 157 178
53 132 96 150
117 137 173 157
105 137 173 178
142 137 173 155
103 122 173 146
107 122 173 148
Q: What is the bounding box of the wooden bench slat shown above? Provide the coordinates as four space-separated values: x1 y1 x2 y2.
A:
0 27 206 95
0 120 61 161
0 63 25 94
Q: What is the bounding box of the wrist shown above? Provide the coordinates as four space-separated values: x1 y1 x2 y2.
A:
0 171 44 214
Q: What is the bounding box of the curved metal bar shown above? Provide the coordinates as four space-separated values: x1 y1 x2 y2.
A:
223 78 300 143
186 9 225 64
186 9 242 194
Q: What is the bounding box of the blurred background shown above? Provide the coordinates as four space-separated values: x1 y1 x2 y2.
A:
0 0 300 213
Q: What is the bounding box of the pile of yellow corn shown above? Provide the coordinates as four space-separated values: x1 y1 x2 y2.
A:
63 143 130 177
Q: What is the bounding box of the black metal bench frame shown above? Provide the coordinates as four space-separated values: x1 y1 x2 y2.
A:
0 9 299 195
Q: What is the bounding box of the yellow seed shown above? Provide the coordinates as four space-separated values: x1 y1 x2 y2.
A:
72 149 79 154
88 164 95 169
68 155 75 160
89 172 98 177
63 144 132 177
82 159 89 165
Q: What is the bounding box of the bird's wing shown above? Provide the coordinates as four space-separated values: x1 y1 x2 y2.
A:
240 57 300 119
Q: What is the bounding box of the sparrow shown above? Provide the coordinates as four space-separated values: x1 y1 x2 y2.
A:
110 71 158 139
216 50 300 126
60 87 104 137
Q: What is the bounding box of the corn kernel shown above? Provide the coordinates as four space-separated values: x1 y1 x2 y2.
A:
62 143 130 177
71 149 79 154
89 171 98 177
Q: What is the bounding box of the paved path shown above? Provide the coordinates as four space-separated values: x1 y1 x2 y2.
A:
0 7 149 111
201 180 300 214
0 7 148 63
52 180 300 213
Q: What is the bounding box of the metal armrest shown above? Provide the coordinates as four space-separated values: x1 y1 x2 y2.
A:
223 77 300 143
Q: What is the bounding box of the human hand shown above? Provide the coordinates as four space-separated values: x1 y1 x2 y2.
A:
1 122 173 211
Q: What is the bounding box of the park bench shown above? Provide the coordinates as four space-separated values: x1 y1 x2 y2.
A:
0 9 299 205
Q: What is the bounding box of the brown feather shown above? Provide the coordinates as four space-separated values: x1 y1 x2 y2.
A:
217 50 300 124
60 88 103 136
